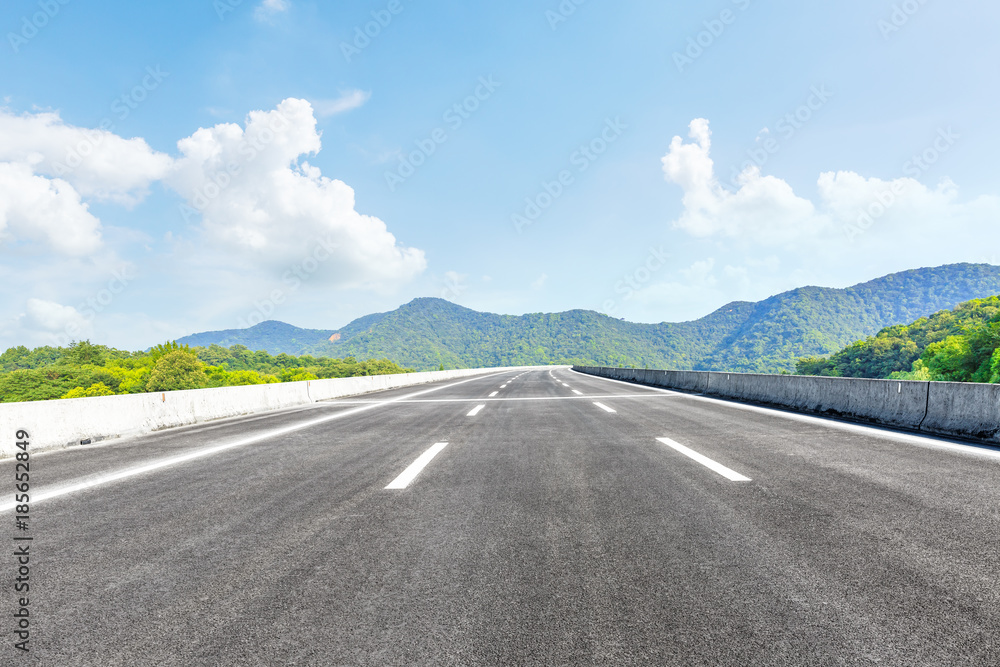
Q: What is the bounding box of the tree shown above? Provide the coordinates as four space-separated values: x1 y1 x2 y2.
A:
796 356 834 376
922 336 976 382
65 340 107 367
148 341 193 362
61 382 116 399
0 346 31 371
225 370 278 386
146 350 208 392
989 349 1000 384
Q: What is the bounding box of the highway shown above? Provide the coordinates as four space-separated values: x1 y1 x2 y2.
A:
5 367 1000 665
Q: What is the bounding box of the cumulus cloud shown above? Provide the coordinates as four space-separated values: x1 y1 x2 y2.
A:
633 119 1000 323
24 298 90 334
0 298 93 347
312 90 371 117
661 118 1000 247
661 119 822 243
0 162 103 255
0 107 173 255
0 96 424 316
0 108 172 205
166 98 425 289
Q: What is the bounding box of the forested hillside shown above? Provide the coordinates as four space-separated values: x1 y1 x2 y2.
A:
303 299 757 371
0 341 410 403
699 264 1000 371
797 296 1000 382
173 263 1000 373
176 320 336 352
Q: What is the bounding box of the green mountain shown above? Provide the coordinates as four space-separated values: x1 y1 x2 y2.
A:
177 263 1000 373
797 295 1000 382
176 320 337 352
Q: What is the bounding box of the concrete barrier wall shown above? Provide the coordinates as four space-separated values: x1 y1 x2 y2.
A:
574 366 999 446
0 367 527 457
921 381 1000 442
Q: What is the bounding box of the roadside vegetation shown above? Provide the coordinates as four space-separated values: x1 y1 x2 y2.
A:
797 296 1000 383
0 341 412 403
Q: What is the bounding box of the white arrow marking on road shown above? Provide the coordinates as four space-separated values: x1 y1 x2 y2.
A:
656 438 751 482
385 443 449 489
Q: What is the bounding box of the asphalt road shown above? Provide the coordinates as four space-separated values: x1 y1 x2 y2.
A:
4 367 1000 666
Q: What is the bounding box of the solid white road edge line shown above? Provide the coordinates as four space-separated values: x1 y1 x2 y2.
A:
0 372 510 513
574 369 1000 461
656 437 752 482
566 369 679 394
385 443 449 489
593 402 617 413
467 404 486 416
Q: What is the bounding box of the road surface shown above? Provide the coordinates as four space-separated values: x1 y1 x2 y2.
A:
4 367 1000 665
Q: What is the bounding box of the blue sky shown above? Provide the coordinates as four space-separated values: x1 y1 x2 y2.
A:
1 0 998 350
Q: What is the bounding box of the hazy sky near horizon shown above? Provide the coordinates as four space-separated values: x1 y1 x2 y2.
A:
1 0 998 349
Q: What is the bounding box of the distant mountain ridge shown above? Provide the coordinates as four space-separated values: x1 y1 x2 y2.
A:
177 320 337 352
176 263 1000 373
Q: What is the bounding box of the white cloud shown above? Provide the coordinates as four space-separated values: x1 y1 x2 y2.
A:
312 90 371 117
254 0 290 22
531 273 549 291
0 108 172 205
661 119 822 243
661 118 1000 248
0 298 93 347
166 98 426 290
0 297 182 350
24 298 90 334
0 108 173 255
0 162 103 255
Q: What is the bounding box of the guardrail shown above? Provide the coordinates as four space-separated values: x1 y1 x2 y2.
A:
573 366 1000 446
0 367 530 457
